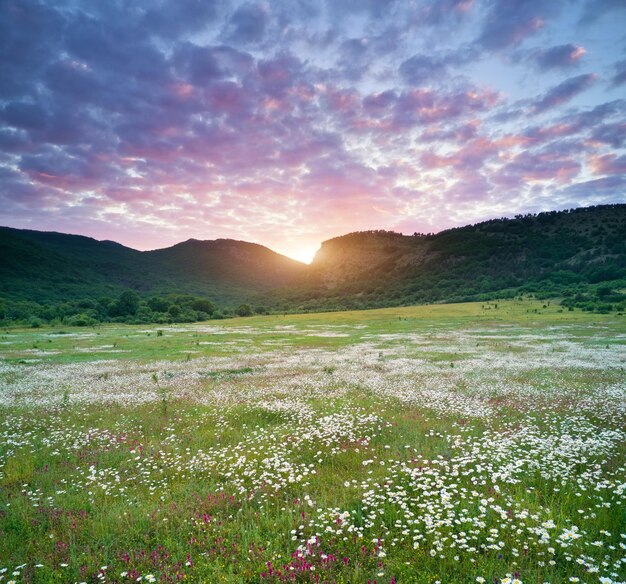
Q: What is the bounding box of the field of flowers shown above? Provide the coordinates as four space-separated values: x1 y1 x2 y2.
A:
0 300 624 583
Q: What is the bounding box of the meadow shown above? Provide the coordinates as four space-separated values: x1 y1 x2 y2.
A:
0 299 624 584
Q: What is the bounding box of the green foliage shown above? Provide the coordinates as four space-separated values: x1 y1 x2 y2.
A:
190 298 216 313
236 304 253 317
66 313 99 327
0 226 305 305
561 287 626 313
114 290 140 316
0 289 227 327
1 205 625 321
259 204 626 312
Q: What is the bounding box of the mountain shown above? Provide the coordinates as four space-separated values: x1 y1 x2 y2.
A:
0 228 306 304
1 204 625 312
262 204 626 311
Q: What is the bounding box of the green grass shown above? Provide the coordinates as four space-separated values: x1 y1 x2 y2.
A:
0 299 624 583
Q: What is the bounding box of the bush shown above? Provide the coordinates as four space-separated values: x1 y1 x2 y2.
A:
29 317 44 328
236 304 253 317
66 313 98 327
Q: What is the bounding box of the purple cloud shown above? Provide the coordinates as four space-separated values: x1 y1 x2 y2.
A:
476 0 557 51
611 60 626 87
224 3 269 45
493 149 581 188
533 74 597 113
589 154 626 175
400 55 449 85
560 175 626 200
0 0 624 259
1 102 48 131
579 0 626 25
591 122 626 148
533 44 586 71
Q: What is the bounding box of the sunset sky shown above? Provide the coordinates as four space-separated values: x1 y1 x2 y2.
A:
1 0 625 263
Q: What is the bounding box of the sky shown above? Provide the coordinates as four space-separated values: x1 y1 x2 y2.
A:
1 0 625 263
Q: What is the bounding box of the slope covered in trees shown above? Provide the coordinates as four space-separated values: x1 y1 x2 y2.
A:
0 228 306 304
1 205 625 325
262 205 626 313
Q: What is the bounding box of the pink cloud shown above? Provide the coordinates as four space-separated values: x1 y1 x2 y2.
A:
588 154 626 175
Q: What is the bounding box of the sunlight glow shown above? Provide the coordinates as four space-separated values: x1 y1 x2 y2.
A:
285 245 319 264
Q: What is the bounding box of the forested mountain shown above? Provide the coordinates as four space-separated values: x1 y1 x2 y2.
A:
1 204 625 324
0 228 306 304
263 204 626 312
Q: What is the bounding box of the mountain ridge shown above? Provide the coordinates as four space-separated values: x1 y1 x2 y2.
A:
0 226 306 304
1 204 625 314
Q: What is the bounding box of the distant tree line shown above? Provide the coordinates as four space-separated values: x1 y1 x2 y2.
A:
0 290 270 328
1 279 624 329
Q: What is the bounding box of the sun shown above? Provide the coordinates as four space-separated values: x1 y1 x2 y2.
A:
287 245 319 264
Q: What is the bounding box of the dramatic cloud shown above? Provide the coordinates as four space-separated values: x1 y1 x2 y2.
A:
0 0 624 262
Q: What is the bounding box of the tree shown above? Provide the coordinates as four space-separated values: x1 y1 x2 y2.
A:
236 304 252 317
190 298 216 314
168 304 182 318
115 290 140 316
147 297 170 313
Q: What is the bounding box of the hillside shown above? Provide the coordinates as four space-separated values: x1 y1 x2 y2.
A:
1 205 625 320
262 205 626 311
0 228 306 305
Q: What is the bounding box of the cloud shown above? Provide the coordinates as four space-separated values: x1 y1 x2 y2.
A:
590 122 626 148
142 0 219 39
579 0 626 25
532 44 586 71
173 44 225 84
560 175 626 200
476 0 556 51
0 0 623 255
493 149 581 187
419 120 480 143
1 102 48 131
400 55 449 85
421 137 499 172
588 154 626 175
0 0 66 98
610 60 626 88
324 0 401 21
257 53 303 98
533 74 597 113
224 3 270 44
399 46 479 85
392 86 499 128
415 0 475 26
